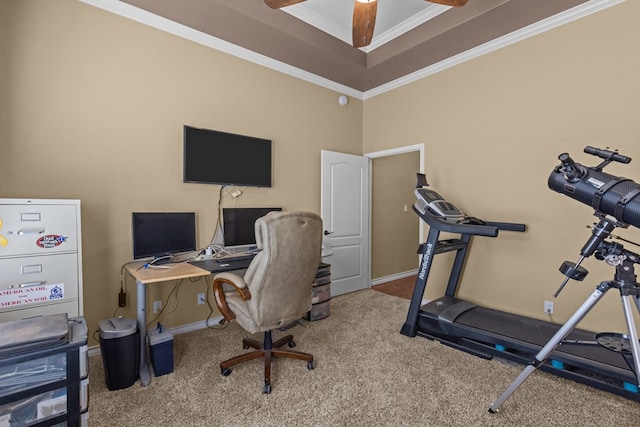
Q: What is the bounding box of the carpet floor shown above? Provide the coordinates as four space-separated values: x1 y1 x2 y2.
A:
88 289 640 426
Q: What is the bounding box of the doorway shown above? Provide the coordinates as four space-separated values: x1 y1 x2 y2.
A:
321 145 424 296
365 144 423 286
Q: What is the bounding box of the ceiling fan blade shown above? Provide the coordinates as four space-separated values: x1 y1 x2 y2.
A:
264 0 307 9
425 0 469 6
352 1 377 48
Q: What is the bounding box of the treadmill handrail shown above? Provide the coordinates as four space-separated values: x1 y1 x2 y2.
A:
412 204 525 237
484 221 527 233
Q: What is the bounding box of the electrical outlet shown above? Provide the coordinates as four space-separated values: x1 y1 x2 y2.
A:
153 300 162 313
197 293 206 305
544 300 554 314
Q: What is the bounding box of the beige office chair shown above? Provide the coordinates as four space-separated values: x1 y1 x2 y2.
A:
212 211 323 393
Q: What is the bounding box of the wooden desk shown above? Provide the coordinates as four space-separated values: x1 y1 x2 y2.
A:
125 261 210 386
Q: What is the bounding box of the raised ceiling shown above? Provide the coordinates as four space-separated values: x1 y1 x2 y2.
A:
91 0 616 97
279 0 452 49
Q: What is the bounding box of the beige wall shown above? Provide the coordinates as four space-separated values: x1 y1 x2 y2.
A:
371 152 420 279
364 1 640 333
2 0 362 342
0 1 7 170
4 0 640 341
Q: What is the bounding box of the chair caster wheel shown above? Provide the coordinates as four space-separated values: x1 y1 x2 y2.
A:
263 383 272 394
243 344 250 349
221 368 232 376
288 340 296 348
307 361 315 370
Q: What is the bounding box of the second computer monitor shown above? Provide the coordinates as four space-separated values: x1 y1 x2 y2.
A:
222 207 282 249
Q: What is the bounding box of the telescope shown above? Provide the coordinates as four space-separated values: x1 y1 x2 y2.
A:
489 146 640 413
548 146 640 228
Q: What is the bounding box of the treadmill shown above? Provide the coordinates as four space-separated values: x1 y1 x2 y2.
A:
400 174 640 401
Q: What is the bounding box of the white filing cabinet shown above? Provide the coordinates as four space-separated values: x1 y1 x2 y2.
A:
0 199 83 322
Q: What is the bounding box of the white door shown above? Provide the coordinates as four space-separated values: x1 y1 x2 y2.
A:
321 150 370 296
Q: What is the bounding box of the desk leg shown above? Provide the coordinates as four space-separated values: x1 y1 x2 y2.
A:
136 278 151 387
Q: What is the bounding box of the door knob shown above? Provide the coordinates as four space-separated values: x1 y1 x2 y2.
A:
324 230 334 236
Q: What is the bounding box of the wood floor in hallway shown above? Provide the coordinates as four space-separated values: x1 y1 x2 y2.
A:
371 275 417 300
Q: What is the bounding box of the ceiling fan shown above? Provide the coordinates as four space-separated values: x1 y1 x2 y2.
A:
264 0 469 48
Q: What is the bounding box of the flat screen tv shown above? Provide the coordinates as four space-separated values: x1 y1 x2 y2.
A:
132 212 197 262
222 207 282 248
183 125 272 187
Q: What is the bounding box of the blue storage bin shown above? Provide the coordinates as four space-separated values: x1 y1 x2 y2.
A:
148 327 173 377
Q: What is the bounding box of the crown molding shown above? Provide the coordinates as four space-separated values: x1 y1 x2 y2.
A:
363 4 449 52
80 0 624 101
364 0 625 99
80 0 363 98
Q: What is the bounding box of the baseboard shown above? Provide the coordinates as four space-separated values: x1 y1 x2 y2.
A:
88 316 224 357
370 269 418 287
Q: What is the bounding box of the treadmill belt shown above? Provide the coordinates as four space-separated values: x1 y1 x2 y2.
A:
453 305 630 371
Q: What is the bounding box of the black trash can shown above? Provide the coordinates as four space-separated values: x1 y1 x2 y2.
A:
98 317 140 390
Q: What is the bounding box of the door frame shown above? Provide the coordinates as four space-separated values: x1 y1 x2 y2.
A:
364 143 425 285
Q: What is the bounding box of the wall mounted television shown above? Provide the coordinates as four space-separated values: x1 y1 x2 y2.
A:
222 207 282 248
183 125 273 187
132 212 197 262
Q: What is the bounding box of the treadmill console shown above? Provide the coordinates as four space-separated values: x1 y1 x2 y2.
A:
414 174 465 219
414 188 465 219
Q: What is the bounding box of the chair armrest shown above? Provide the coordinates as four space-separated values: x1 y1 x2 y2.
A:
212 272 252 321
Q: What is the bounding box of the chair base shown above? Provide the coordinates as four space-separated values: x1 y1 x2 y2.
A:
220 330 314 393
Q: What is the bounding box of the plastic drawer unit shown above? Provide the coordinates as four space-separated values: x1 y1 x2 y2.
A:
307 263 331 321
0 314 88 426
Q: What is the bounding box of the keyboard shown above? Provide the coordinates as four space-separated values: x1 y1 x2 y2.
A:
216 254 255 263
189 253 256 272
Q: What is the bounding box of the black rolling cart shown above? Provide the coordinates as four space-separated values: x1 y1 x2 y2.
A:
0 314 89 426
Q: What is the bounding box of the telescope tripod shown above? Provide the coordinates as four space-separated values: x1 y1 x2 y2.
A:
489 240 640 412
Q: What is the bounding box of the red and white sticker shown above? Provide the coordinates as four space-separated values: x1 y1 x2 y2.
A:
36 235 68 249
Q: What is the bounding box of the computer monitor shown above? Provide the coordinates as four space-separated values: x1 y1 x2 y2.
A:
222 207 282 249
183 125 273 187
132 212 197 262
